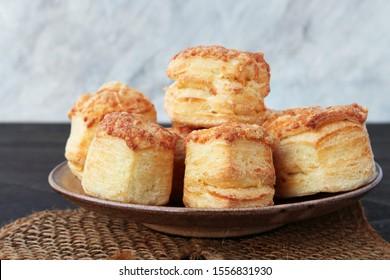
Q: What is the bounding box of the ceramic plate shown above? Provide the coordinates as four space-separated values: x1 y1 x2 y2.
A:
49 161 382 238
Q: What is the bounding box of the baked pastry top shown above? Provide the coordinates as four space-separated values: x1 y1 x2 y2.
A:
164 45 271 127
68 81 157 127
186 122 274 148
263 103 368 139
167 45 270 86
97 112 175 151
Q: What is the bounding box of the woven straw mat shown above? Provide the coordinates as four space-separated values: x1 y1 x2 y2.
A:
0 202 389 260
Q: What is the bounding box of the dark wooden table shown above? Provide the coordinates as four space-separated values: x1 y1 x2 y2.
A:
0 123 389 242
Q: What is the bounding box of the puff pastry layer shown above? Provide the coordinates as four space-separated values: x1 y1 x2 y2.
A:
82 112 175 205
183 122 275 208
164 46 270 127
263 104 376 198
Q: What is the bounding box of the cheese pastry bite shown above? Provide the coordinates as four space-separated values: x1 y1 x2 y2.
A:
82 112 175 205
263 103 376 198
183 122 275 208
65 82 157 179
164 45 271 128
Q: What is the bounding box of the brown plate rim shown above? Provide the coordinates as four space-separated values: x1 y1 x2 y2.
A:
48 161 383 216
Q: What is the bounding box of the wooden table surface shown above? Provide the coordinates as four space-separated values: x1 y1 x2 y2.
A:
0 123 389 242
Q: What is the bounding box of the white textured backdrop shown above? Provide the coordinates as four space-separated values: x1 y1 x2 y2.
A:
0 0 389 123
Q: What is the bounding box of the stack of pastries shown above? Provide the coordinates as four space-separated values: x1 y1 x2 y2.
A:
164 46 277 207
65 45 376 209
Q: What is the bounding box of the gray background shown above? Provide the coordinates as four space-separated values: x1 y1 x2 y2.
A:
1 0 389 123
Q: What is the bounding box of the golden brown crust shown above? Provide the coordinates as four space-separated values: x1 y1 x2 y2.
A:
167 45 270 85
186 122 274 148
68 82 156 127
263 103 368 139
171 45 268 64
96 112 175 151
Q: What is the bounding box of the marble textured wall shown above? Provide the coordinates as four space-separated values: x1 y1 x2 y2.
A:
0 0 389 123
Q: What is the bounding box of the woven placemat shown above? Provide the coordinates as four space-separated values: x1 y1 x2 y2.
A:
0 202 389 260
